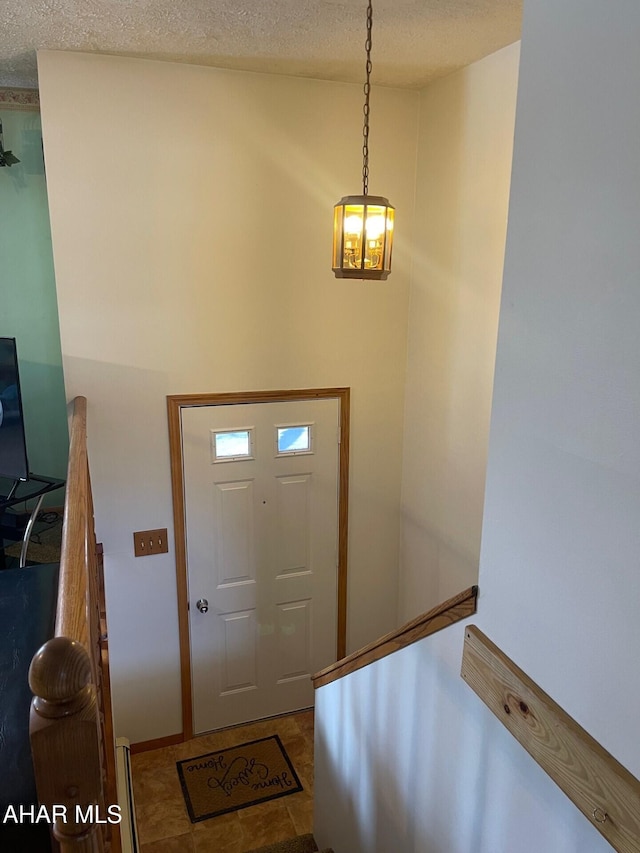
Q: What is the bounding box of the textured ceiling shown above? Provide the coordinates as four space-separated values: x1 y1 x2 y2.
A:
0 0 522 91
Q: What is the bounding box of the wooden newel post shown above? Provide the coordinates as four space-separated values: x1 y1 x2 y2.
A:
29 637 106 853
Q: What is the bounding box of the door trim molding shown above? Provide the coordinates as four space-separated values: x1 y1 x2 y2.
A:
167 387 350 739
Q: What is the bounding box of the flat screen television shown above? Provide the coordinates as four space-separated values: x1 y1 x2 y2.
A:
0 337 30 481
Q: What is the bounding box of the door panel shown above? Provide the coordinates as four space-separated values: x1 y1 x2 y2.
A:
182 398 339 733
276 600 312 682
214 480 255 584
276 474 310 573
220 610 257 693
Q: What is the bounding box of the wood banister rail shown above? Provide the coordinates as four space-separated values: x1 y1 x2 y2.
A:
462 625 640 853
56 395 89 644
312 585 478 689
29 396 120 853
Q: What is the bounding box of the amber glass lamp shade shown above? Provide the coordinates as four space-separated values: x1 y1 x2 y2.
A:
332 195 395 280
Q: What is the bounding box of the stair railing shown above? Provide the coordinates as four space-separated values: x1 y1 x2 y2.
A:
28 397 120 853
312 585 478 689
462 625 640 853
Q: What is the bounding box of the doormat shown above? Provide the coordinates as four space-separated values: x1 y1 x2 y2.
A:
176 734 303 822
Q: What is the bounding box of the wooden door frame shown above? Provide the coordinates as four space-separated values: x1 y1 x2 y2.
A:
167 387 350 740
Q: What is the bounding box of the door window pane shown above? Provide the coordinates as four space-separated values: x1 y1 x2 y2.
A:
212 428 254 462
276 425 312 456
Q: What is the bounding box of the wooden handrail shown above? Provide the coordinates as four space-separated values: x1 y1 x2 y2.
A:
462 626 640 853
29 396 121 853
312 585 478 689
56 395 89 644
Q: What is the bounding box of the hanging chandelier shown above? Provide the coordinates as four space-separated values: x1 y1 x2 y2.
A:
332 0 394 280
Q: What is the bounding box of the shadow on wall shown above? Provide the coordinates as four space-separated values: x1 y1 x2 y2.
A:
314 646 466 851
314 629 599 853
400 509 479 620
399 66 505 628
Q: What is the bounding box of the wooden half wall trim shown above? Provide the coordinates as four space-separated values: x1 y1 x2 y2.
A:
312 585 478 689
461 625 640 853
130 733 185 755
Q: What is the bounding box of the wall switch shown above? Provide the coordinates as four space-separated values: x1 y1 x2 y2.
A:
133 528 169 557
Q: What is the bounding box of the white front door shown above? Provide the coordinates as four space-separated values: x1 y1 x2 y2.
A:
182 398 340 734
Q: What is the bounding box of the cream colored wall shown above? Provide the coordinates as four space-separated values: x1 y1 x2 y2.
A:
398 43 520 622
37 50 418 742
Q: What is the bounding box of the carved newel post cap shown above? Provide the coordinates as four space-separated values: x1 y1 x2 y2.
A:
29 636 91 709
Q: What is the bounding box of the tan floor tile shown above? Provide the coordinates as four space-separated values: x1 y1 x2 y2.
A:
132 744 178 775
237 798 297 848
192 811 244 853
280 732 312 767
133 763 183 805
136 801 192 847
224 722 275 748
292 758 314 794
268 714 308 740
294 709 314 738
140 831 195 853
285 792 314 836
135 767 191 845
192 811 239 835
193 831 244 853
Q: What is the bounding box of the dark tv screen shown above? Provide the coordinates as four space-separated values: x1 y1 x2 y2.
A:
0 337 29 481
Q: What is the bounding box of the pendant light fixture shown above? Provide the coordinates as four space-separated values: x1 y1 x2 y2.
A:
332 0 394 280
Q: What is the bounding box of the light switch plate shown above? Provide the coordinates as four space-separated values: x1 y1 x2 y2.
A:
133 528 169 557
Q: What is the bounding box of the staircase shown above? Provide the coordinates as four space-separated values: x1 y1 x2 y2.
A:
246 834 333 853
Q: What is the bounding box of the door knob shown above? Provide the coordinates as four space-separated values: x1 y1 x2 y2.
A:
196 598 209 613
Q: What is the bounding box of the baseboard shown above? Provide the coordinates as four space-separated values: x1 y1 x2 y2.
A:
115 738 140 853
130 732 184 754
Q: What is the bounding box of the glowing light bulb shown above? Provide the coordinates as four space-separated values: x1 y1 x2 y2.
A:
365 214 386 239
344 214 364 235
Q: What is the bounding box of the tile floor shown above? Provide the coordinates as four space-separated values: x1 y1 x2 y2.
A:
131 710 315 853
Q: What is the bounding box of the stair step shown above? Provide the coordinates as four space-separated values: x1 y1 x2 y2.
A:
244 833 333 853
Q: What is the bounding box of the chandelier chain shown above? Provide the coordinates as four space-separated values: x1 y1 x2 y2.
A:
362 0 373 196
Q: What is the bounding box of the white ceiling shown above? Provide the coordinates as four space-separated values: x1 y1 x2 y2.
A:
1 0 522 91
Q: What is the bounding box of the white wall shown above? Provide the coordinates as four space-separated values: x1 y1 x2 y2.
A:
37 51 419 742
478 0 640 768
316 1 640 851
399 43 519 621
316 627 606 853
